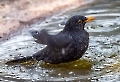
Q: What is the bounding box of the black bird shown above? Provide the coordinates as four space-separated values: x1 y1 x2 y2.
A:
7 15 95 64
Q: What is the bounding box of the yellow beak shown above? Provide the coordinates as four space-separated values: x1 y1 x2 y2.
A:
85 16 95 22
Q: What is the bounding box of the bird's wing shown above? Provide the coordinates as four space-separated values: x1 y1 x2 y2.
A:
47 32 71 48
31 29 71 48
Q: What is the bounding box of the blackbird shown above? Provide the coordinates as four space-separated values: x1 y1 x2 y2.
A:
6 15 95 64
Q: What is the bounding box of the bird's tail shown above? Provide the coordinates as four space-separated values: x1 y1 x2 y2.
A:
6 50 43 64
6 56 34 64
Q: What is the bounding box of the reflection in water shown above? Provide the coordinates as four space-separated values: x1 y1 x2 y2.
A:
0 0 120 81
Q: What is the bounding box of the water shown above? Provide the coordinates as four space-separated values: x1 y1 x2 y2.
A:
0 0 120 81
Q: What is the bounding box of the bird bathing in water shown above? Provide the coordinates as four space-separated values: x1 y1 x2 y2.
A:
6 15 95 64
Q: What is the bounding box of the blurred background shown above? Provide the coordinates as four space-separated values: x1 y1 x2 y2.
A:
0 0 120 81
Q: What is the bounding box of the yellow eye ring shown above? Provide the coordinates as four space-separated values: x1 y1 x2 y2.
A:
78 20 82 24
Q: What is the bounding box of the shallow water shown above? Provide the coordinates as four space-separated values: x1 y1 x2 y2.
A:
0 0 120 81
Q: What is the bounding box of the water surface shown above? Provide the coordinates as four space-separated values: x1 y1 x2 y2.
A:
0 0 120 81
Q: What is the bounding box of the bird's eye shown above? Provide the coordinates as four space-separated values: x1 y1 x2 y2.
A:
78 20 82 24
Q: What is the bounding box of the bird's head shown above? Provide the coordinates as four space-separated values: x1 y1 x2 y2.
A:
64 15 95 31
